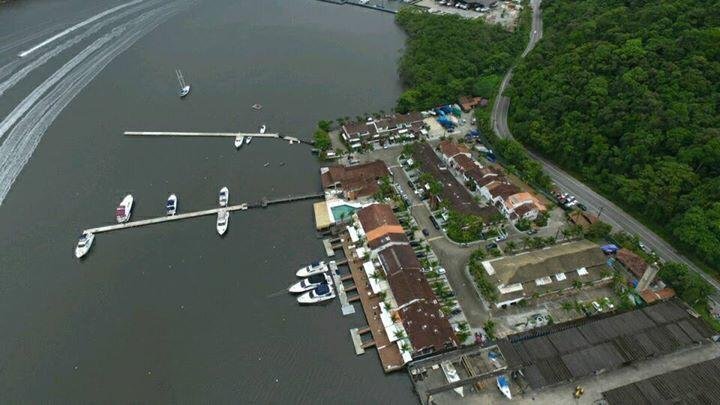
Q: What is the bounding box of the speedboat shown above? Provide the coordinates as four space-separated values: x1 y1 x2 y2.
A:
166 194 177 216
179 85 190 97
296 261 328 277
297 282 335 304
234 136 244 149
245 136 252 144
219 186 229 207
75 232 94 258
497 375 512 399
115 194 133 223
259 124 266 134
288 273 330 294
441 362 464 397
216 209 229 236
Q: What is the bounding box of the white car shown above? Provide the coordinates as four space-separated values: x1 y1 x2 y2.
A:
592 301 602 312
437 267 447 275
603 297 615 310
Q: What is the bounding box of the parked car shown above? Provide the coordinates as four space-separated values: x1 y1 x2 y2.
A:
437 267 447 275
603 297 615 310
526 229 538 235
429 215 441 230
450 307 462 316
422 228 430 237
577 203 587 211
592 301 602 312
485 242 498 250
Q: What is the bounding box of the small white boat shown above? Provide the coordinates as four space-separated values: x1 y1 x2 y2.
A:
166 194 177 216
441 362 464 397
497 375 512 399
216 209 229 236
219 186 229 207
288 273 330 294
234 136 244 149
297 283 335 304
115 194 133 223
263 162 270 167
179 85 190 98
245 136 252 144
75 232 94 259
296 261 328 278
176 69 190 97
259 124 266 134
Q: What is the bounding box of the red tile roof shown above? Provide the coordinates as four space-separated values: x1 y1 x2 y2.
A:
617 248 648 279
640 288 676 304
320 161 389 199
437 140 470 159
453 154 478 172
356 203 400 234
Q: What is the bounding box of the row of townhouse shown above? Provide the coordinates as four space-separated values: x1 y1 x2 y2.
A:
436 140 546 223
348 203 458 361
341 112 427 149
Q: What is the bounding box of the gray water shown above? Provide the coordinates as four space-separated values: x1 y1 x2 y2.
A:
0 0 415 402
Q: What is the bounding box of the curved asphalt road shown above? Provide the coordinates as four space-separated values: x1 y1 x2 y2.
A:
490 0 720 290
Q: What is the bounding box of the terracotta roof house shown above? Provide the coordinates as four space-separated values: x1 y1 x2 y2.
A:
639 288 676 304
482 240 612 308
458 96 487 112
616 248 649 280
355 203 404 244
320 160 390 200
437 140 471 163
378 244 457 356
341 112 425 147
451 153 481 175
568 211 599 229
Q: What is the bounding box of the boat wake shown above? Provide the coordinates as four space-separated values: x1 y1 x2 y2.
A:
0 0 162 99
0 0 196 206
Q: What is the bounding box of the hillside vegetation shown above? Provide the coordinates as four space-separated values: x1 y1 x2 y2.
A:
508 0 720 272
395 8 527 112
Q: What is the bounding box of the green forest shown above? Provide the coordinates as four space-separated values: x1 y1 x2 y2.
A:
395 8 527 112
507 0 720 272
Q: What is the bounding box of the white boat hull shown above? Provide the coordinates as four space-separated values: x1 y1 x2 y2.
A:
116 194 133 223
234 136 244 149
180 85 190 97
245 136 252 144
297 290 335 304
217 210 229 236
219 186 229 207
259 125 266 134
166 194 177 216
296 263 328 278
75 233 94 259
288 274 329 293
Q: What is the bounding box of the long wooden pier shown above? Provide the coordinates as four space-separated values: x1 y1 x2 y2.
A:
124 131 312 145
82 192 324 235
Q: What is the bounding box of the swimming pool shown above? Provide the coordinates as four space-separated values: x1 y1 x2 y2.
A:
331 204 358 221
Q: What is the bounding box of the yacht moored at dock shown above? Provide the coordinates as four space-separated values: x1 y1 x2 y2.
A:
166 194 177 216
75 232 94 258
115 194 134 223
245 136 252 144
234 135 244 149
259 124 266 134
288 273 330 293
297 282 335 304
219 186 229 207
216 209 229 235
441 362 464 397
296 261 328 277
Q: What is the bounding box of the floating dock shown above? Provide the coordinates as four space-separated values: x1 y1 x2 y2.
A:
350 328 365 355
124 131 308 145
329 260 355 316
322 239 336 257
81 193 323 235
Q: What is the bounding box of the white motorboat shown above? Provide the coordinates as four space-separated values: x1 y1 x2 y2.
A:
166 194 177 216
288 273 330 294
75 232 94 259
234 136 244 149
176 69 190 97
219 186 229 207
296 261 328 278
497 375 512 399
245 136 252 144
115 194 133 223
441 362 464 397
259 124 266 134
297 283 335 304
216 209 229 236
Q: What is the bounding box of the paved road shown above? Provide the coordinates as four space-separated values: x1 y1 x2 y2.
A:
489 0 720 290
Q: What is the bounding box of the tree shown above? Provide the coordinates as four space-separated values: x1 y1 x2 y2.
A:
659 262 712 306
313 128 331 151
483 320 497 340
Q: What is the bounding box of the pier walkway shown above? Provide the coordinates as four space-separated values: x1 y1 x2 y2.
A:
124 131 312 145
329 260 355 316
83 192 323 235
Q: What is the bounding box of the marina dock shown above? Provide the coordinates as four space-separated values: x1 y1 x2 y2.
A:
124 131 310 145
82 193 323 235
329 260 355 316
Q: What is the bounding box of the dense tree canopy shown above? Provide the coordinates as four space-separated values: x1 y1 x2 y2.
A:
395 8 527 112
508 0 720 271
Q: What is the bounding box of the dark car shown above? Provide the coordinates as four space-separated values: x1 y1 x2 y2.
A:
450 307 462 316
422 228 430 237
429 215 441 230
577 203 588 211
485 242 498 250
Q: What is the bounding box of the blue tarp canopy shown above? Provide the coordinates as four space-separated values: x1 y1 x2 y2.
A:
315 283 330 295
601 244 619 253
